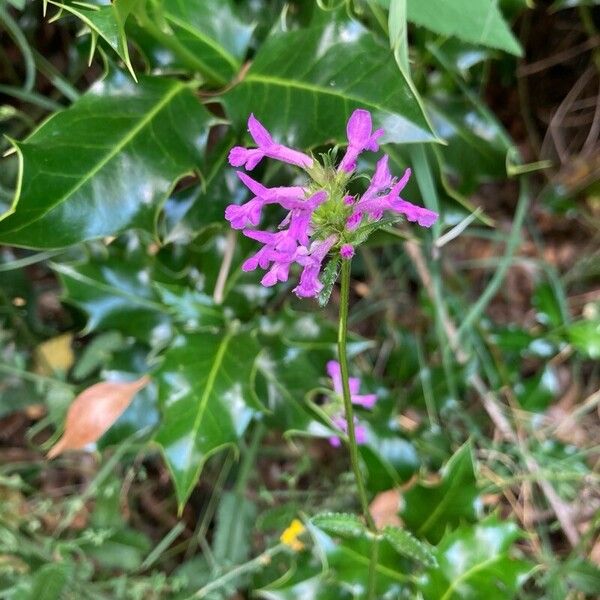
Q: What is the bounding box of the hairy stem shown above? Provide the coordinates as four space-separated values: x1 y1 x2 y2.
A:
338 260 378 596
367 537 380 599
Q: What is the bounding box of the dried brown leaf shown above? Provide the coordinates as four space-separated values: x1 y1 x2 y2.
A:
369 489 402 529
47 376 150 458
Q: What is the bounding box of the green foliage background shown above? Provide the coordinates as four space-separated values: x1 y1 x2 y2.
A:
0 0 599 598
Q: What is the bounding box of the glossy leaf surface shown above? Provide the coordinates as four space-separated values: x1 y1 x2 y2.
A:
568 319 600 359
154 331 260 507
407 0 522 56
378 0 522 55
49 0 141 78
156 0 253 85
0 74 213 248
260 526 411 598
53 258 174 345
419 517 532 599
401 443 480 543
223 18 436 148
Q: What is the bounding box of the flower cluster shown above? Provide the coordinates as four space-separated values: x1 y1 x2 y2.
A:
325 360 376 447
226 110 438 298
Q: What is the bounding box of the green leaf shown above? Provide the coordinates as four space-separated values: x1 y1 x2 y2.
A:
214 491 257 567
29 563 72 600
49 0 142 78
419 517 532 600
317 529 411 596
223 18 436 148
401 443 480 543
152 0 253 86
382 525 436 567
154 283 224 329
552 0 600 8
388 0 410 73
533 281 566 328
154 330 260 508
428 95 512 190
312 512 366 539
255 338 323 434
254 309 373 436
359 413 420 491
274 307 373 356
53 258 174 346
317 255 340 308
262 524 413 598
255 310 357 435
515 365 559 412
407 0 522 56
72 331 125 380
563 559 600 595
568 318 600 359
0 74 213 249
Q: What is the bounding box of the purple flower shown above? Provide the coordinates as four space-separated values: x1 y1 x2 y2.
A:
329 416 367 448
293 235 337 298
226 108 440 300
340 244 354 260
240 191 329 290
229 114 313 171
225 171 308 230
326 360 375 449
242 227 299 286
326 361 377 409
339 109 384 173
348 163 438 229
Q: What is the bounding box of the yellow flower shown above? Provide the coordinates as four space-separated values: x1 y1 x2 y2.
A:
280 519 306 551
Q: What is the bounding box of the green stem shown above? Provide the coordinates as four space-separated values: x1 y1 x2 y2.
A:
190 544 286 599
338 260 379 596
367 537 380 599
234 421 265 494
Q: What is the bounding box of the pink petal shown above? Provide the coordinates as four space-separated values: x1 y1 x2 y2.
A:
236 171 268 198
247 113 273 146
393 199 438 227
346 109 373 145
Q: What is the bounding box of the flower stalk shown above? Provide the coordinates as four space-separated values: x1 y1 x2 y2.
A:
337 260 374 529
338 259 379 597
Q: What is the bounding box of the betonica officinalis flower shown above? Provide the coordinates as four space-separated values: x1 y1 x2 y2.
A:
226 109 439 299
325 360 376 448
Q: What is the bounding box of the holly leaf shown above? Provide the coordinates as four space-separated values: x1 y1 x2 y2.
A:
53 258 174 346
401 443 480 543
0 74 213 248
155 0 254 86
154 331 260 508
223 17 436 149
378 0 522 56
48 0 142 78
419 517 532 599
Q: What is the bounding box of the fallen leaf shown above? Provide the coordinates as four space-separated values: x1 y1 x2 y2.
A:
47 376 150 458
34 333 74 375
369 489 402 529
